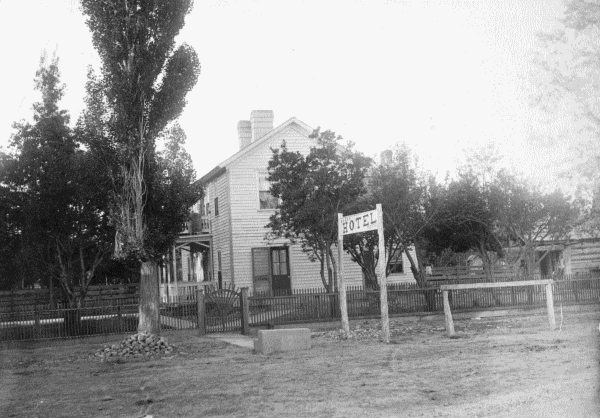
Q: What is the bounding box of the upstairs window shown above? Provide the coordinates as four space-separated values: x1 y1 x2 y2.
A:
258 173 279 210
214 197 219 217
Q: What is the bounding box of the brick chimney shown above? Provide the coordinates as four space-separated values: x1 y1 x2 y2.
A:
250 110 274 143
381 149 393 166
237 120 252 150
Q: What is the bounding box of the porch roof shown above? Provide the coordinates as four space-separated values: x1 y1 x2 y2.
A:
176 234 213 247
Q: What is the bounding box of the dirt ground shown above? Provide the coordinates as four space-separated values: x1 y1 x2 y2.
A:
1 311 599 418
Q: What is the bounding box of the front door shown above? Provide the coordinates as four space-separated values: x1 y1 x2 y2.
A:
271 247 291 294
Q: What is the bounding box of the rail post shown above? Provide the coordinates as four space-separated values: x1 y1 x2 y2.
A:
546 281 556 330
442 290 455 337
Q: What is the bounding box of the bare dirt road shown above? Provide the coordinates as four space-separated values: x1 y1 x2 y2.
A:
1 311 599 417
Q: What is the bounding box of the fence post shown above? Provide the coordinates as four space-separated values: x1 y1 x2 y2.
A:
241 287 250 335
196 288 205 336
442 290 455 337
546 281 556 330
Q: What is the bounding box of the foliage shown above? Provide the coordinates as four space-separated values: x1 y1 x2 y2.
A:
428 155 579 277
426 169 505 279
344 144 440 288
145 123 202 259
266 128 371 292
80 0 201 262
533 0 600 235
0 52 113 306
493 171 579 275
80 0 202 334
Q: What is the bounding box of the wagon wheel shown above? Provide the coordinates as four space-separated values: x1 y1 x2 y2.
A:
205 284 240 332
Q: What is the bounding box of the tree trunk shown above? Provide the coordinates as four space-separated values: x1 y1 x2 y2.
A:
138 260 160 335
404 246 437 311
363 268 378 289
328 246 339 317
523 243 535 303
49 276 55 309
328 246 338 293
361 249 378 288
477 245 502 306
64 296 83 336
325 246 337 317
325 244 333 291
318 254 329 292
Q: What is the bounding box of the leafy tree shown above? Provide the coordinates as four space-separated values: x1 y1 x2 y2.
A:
494 172 579 276
80 0 202 334
342 145 429 288
358 145 455 292
266 128 371 292
146 123 201 259
533 0 600 234
428 169 505 281
1 52 114 326
428 163 579 278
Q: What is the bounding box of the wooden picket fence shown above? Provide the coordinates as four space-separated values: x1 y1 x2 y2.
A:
0 284 140 315
247 274 600 326
2 274 599 342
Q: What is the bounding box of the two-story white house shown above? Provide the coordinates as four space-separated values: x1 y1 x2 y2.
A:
163 110 416 298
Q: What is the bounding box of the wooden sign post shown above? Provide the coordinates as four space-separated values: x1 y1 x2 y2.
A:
338 203 390 343
376 204 389 343
337 213 350 337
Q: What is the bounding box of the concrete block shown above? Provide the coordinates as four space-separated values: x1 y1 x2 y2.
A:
254 328 311 354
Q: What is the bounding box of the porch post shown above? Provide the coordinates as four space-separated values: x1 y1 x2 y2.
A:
208 245 214 282
190 245 195 282
172 247 179 301
162 255 169 302
196 287 205 336
159 259 164 302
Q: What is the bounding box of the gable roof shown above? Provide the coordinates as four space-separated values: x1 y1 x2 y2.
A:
198 116 313 186
198 165 227 185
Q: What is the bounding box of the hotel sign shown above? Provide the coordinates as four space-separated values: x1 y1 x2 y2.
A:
337 204 389 342
340 209 379 237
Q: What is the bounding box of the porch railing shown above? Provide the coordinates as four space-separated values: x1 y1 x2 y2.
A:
161 281 200 304
180 215 211 235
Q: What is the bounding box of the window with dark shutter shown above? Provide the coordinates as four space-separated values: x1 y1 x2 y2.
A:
258 173 279 209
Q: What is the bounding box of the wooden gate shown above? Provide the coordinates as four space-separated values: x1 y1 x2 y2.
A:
204 284 242 333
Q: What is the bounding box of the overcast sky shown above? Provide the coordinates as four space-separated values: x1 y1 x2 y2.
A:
0 0 574 189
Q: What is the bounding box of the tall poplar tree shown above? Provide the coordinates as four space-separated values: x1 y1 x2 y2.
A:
80 1 202 334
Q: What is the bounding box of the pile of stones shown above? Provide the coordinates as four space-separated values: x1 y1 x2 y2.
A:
95 331 174 361
314 321 384 340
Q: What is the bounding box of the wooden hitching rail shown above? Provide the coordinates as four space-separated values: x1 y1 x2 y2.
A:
440 280 556 337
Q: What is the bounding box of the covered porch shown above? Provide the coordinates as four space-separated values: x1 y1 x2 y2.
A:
159 233 215 303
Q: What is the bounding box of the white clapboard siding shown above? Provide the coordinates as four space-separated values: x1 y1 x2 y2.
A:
569 240 600 274
208 171 233 286
227 123 346 289
202 118 416 290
